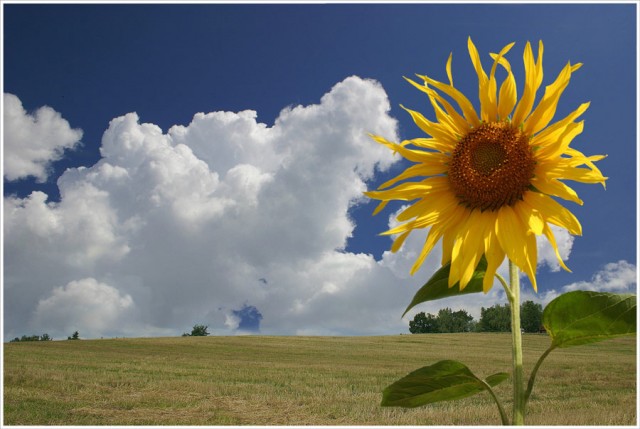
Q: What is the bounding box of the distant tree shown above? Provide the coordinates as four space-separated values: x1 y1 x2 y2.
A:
437 308 474 333
520 300 543 333
478 304 511 332
409 312 439 333
67 331 80 340
185 324 210 337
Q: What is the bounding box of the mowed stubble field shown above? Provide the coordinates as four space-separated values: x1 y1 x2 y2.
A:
3 333 636 426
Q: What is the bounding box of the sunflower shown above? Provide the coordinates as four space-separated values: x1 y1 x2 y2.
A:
365 37 606 293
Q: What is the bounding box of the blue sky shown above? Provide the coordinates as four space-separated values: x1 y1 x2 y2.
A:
3 3 637 339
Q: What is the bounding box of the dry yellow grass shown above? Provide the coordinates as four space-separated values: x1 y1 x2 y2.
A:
3 333 636 425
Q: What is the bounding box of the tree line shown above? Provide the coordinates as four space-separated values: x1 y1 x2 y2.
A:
409 301 543 334
9 333 53 342
9 331 81 342
8 308 545 343
9 325 210 342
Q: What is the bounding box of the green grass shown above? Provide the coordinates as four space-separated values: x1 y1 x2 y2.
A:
3 334 636 425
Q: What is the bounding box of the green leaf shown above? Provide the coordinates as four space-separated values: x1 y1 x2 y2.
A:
543 291 636 348
402 257 487 318
485 372 510 386
381 359 509 408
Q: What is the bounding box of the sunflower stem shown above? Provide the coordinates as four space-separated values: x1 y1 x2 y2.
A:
507 260 525 425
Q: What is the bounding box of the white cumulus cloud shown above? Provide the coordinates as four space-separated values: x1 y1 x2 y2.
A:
32 278 134 339
3 93 82 182
562 260 637 293
4 76 402 338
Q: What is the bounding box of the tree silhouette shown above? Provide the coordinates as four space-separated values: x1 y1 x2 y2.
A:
520 300 543 333
409 312 439 333
478 304 511 332
183 324 210 336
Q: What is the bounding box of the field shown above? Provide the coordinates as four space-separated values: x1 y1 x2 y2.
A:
3 333 636 426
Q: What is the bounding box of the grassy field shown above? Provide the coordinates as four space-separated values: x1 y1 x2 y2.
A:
3 333 636 426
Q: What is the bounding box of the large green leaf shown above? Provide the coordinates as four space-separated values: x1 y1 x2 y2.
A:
402 257 487 318
543 291 636 348
381 359 509 408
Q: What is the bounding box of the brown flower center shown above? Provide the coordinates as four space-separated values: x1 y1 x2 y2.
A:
448 122 535 211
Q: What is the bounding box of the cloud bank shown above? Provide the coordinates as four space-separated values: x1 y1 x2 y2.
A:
4 80 632 339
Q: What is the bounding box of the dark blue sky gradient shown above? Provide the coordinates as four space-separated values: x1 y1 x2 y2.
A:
3 3 636 294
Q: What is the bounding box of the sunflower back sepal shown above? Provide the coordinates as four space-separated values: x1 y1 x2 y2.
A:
402 257 487 318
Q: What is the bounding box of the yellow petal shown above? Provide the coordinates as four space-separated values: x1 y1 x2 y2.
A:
440 206 471 281
523 231 538 292
391 230 410 253
565 148 607 187
396 189 455 222
458 210 492 289
381 215 435 236
540 159 608 186
446 208 486 289
372 200 389 216
409 198 468 276
405 77 469 137
365 176 449 202
378 162 448 190
536 121 584 161
468 37 488 83
363 187 413 202
485 42 515 122
489 42 516 79
410 225 444 275
524 61 577 136
495 205 538 291
468 37 493 122
383 203 452 235
423 83 470 136
531 175 583 205
449 234 464 288
441 228 455 266
498 71 517 121
419 74 480 127
400 105 459 146
369 134 450 169
404 137 454 154
483 225 506 293
531 102 590 149
542 223 572 272
513 41 544 127
489 53 518 120
513 199 545 235
524 192 582 235
556 166 607 185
